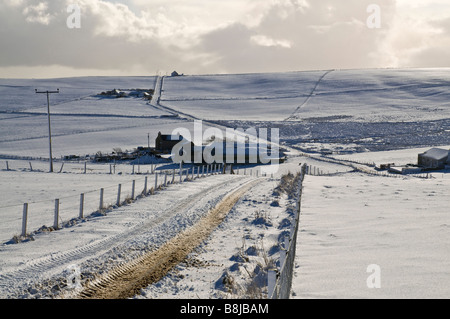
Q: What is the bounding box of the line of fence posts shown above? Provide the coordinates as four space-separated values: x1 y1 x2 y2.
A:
4 161 165 175
304 164 326 176
268 164 306 299
304 163 431 179
3 159 434 180
18 163 224 239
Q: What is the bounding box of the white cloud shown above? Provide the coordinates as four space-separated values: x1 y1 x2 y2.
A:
22 2 53 25
2 0 24 7
378 0 450 68
250 35 291 48
197 0 398 73
130 0 272 28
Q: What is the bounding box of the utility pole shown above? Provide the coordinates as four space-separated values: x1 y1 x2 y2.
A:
35 88 59 172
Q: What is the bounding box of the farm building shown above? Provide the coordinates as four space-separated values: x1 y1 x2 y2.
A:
155 132 184 154
418 148 450 169
169 140 285 165
201 141 282 165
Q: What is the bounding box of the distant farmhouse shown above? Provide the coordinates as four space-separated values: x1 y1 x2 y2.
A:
171 71 183 77
155 132 184 154
418 148 450 170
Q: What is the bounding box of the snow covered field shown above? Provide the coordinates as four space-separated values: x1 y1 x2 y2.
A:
0 68 449 299
0 161 169 243
161 68 450 123
293 171 450 299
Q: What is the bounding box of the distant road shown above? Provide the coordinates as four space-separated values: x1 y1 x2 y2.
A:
149 76 200 121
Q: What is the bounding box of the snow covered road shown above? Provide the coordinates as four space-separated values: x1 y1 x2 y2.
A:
0 174 254 298
72 178 259 299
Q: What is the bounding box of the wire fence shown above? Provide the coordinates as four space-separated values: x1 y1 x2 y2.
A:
268 164 306 299
304 162 432 179
223 164 276 178
1 159 166 175
0 163 225 244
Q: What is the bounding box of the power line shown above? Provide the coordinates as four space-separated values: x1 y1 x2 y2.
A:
35 88 60 172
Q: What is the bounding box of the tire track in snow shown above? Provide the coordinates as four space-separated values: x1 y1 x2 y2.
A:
72 179 259 299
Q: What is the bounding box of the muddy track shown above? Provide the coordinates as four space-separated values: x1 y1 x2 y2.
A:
73 179 258 299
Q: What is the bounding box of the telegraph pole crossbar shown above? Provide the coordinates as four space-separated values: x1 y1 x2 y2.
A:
35 88 60 173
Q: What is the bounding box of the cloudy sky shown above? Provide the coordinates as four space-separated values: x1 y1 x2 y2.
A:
1 0 449 78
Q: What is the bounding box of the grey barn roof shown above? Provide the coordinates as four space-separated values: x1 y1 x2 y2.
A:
419 148 449 161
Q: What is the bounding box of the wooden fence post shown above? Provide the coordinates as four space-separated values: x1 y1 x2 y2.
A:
164 172 167 187
54 199 60 230
22 203 28 237
144 176 148 195
132 180 136 200
285 235 290 252
117 184 122 206
155 173 158 190
99 188 104 210
79 193 84 219
268 269 277 299
280 247 287 269
84 161 87 174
